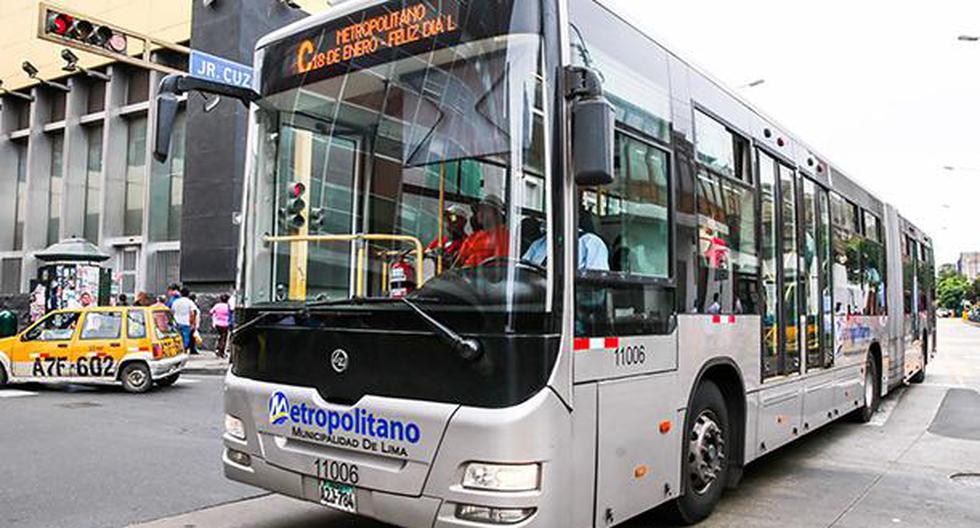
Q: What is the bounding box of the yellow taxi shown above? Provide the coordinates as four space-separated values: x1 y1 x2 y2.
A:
0 305 187 393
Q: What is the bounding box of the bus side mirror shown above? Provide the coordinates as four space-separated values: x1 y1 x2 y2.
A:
153 77 180 163
152 74 260 163
567 66 615 187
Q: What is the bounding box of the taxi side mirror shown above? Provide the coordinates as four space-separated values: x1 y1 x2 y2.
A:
566 66 615 187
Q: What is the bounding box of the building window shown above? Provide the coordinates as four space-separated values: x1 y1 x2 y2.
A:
151 250 180 295
149 112 185 241
124 116 147 236
13 141 27 251
695 110 751 183
49 91 67 122
119 247 139 295
84 124 104 243
87 79 106 114
127 68 150 104
48 133 65 246
1 258 21 294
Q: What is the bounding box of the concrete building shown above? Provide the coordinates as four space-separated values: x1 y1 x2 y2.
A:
0 1 321 311
958 252 980 282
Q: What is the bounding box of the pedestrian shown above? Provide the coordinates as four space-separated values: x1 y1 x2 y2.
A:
135 291 151 307
166 283 181 308
170 288 198 354
189 293 202 355
154 295 167 307
116 293 129 307
210 294 232 358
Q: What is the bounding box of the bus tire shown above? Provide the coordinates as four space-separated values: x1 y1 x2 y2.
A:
155 373 180 387
665 380 730 525
854 354 880 423
120 362 152 393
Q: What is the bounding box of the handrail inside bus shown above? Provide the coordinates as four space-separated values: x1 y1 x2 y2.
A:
263 233 426 296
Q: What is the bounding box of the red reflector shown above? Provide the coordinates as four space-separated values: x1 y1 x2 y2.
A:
152 344 164 359
573 338 590 351
603 337 619 349
711 315 721 324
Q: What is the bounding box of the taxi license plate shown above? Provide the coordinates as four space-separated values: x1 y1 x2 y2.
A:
320 481 357 514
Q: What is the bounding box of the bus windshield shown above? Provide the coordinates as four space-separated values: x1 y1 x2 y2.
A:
243 0 552 315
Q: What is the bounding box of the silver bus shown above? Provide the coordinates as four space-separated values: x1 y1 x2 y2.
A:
155 0 936 525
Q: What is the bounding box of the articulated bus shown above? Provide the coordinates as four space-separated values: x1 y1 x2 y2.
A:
154 0 936 525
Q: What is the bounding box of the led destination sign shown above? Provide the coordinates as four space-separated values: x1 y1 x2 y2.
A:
295 3 458 75
260 0 538 95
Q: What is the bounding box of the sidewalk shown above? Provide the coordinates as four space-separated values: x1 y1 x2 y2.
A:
182 352 230 376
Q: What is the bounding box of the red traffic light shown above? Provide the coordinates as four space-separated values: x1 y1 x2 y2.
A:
46 13 73 36
290 182 306 198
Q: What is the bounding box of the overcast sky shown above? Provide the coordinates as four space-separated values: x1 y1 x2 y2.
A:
602 0 980 265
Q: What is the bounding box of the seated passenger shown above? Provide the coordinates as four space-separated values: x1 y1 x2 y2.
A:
524 209 609 271
455 195 509 268
426 204 470 264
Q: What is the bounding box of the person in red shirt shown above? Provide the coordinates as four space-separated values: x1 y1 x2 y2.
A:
426 204 470 264
456 195 509 268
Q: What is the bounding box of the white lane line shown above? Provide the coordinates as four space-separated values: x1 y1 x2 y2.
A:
0 389 39 399
175 378 200 385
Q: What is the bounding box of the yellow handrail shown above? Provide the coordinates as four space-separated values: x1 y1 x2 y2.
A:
264 233 426 296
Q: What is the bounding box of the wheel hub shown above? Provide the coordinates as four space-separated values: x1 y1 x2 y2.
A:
688 410 726 495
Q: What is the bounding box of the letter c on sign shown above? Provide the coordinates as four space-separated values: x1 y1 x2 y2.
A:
296 39 315 73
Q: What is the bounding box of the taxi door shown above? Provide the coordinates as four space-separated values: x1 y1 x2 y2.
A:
71 310 124 379
11 311 81 378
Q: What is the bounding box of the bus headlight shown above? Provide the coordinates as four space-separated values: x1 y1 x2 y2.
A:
462 463 540 491
225 414 246 440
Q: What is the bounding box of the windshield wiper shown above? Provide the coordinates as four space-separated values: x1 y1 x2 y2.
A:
400 297 482 361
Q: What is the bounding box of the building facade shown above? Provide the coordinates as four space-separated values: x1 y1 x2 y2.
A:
958 252 980 282
0 1 313 309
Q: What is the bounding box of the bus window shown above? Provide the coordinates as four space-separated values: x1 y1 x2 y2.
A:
759 152 779 379
802 179 821 370
779 165 800 376
695 171 758 314
818 189 834 368
861 212 886 316
575 134 673 337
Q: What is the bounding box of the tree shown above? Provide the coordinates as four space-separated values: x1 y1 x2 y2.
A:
938 272 972 311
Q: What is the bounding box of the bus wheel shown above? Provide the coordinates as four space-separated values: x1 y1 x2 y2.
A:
120 363 152 393
156 373 180 388
855 355 880 423
666 380 730 525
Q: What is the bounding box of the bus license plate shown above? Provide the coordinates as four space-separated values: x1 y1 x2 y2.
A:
320 481 357 514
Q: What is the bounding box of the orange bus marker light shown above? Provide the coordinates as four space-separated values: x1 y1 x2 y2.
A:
659 420 671 434
634 465 648 479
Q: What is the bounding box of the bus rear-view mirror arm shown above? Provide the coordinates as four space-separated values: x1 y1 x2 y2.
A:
153 74 260 162
565 66 615 187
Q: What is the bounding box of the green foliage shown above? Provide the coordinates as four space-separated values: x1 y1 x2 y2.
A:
938 272 972 310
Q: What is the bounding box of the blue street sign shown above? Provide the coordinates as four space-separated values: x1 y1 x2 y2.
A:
189 50 254 90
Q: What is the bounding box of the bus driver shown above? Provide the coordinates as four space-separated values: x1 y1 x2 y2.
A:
455 195 510 268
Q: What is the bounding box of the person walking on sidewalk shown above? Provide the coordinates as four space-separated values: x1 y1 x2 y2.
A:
210 294 232 359
171 288 198 354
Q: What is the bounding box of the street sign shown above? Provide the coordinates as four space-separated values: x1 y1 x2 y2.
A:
189 50 254 90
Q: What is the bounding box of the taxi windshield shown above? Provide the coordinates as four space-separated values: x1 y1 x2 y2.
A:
244 2 553 312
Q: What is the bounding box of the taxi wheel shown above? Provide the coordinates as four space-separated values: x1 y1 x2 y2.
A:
156 373 180 387
0 364 7 386
120 363 153 393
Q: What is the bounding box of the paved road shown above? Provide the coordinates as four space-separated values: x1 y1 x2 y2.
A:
0 375 262 528
4 320 980 528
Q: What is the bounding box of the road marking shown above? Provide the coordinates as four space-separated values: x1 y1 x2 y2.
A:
868 387 904 427
175 378 200 385
0 389 39 399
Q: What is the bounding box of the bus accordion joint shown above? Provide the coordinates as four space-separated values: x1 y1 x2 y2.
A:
262 233 426 293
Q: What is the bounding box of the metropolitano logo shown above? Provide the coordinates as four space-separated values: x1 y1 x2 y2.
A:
269 391 290 425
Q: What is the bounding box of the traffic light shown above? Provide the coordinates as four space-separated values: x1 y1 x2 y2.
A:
309 207 325 233
44 10 127 54
280 182 307 232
